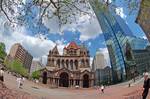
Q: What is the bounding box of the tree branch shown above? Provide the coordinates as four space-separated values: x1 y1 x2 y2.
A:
0 0 14 23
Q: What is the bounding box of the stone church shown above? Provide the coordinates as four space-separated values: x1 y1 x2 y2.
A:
41 42 95 88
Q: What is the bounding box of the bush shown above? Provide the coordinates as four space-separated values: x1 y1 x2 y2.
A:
31 70 40 79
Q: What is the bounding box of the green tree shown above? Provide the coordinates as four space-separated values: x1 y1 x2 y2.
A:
5 59 29 77
0 42 7 61
32 70 41 79
11 60 28 76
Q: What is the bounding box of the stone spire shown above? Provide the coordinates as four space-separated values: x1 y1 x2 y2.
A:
52 45 59 56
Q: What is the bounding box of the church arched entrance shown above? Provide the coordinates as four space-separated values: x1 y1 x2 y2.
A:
83 74 89 88
42 71 47 84
59 72 69 87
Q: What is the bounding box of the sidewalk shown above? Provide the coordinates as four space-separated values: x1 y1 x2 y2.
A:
2 72 150 99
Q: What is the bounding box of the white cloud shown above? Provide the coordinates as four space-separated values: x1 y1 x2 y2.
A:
142 35 148 40
0 25 67 66
21 35 55 58
88 42 91 47
90 57 93 67
98 47 110 66
115 7 126 19
43 16 61 34
43 10 102 42
78 16 102 41
61 14 102 42
55 38 66 45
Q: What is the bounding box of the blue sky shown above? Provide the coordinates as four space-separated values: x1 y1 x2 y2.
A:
0 0 148 66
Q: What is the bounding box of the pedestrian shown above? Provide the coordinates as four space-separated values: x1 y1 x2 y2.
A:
128 83 131 87
142 72 150 99
35 79 39 83
101 85 104 93
16 76 21 88
0 68 4 82
20 77 25 87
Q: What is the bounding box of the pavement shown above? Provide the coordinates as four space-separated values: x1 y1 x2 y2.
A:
3 71 150 99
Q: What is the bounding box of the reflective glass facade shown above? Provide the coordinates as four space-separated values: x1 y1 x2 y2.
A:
127 36 148 50
89 1 148 83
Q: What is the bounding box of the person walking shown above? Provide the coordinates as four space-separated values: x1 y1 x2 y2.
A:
142 72 150 99
0 68 4 82
20 77 25 88
16 76 21 88
101 85 104 93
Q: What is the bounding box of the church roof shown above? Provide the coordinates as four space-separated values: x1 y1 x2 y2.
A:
52 45 59 55
65 41 80 49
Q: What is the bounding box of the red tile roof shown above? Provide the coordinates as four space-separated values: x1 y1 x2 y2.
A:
65 41 80 49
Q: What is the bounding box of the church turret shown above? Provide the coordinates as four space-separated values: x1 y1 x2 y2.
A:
52 45 59 56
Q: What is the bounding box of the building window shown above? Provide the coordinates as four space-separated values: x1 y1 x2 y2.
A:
70 60 73 70
75 60 78 70
57 59 60 68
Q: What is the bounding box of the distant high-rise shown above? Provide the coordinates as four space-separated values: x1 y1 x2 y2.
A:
92 50 106 70
8 43 33 71
30 60 44 74
92 50 112 85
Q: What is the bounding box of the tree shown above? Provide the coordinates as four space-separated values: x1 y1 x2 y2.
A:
0 0 141 37
0 0 91 31
32 70 41 79
4 59 29 77
0 42 7 61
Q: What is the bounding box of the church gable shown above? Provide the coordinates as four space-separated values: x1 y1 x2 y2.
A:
52 45 59 56
66 41 80 50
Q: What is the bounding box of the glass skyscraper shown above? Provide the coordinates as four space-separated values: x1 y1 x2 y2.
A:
89 0 148 83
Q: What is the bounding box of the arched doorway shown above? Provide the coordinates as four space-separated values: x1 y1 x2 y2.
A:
42 72 47 84
83 74 89 88
59 72 69 87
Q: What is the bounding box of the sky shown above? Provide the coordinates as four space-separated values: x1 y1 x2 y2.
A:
0 0 148 66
